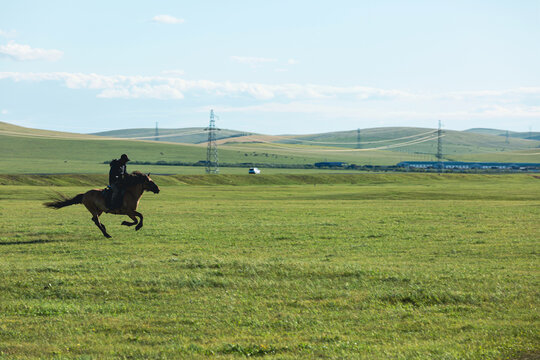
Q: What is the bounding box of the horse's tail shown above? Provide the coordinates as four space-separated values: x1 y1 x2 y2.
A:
44 193 84 209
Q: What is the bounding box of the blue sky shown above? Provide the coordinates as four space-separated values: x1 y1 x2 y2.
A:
1 0 539 134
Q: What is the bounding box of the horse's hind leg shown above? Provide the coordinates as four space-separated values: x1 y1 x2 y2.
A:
83 194 112 238
121 215 138 227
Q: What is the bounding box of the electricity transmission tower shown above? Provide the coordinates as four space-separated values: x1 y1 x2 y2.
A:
436 120 443 170
205 109 220 174
356 128 361 149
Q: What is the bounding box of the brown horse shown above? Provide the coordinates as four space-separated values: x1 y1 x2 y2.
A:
44 172 160 238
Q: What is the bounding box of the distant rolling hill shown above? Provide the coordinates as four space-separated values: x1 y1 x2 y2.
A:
91 125 540 157
270 127 540 157
92 127 254 144
466 128 540 141
91 124 540 165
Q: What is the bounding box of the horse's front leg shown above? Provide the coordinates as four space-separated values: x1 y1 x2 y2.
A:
132 210 143 231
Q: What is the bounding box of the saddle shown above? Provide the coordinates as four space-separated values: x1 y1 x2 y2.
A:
103 186 125 210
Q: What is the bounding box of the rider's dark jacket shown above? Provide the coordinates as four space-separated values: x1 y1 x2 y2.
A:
109 159 127 186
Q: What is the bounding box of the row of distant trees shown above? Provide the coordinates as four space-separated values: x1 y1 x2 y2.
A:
105 160 533 173
110 160 383 170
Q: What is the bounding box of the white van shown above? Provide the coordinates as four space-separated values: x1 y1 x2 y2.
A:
248 167 261 174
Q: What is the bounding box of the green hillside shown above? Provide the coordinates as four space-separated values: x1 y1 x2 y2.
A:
0 121 101 139
1 121 539 174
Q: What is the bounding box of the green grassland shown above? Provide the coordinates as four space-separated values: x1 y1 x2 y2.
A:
0 174 538 359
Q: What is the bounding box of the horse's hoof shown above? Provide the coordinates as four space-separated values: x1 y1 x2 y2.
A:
135 225 142 231
104 234 112 238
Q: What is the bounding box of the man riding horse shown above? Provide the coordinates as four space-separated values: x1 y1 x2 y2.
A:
44 170 160 238
109 154 130 209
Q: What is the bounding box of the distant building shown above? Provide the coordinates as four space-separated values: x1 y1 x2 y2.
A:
397 161 540 170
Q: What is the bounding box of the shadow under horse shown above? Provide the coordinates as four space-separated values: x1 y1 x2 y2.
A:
44 172 160 238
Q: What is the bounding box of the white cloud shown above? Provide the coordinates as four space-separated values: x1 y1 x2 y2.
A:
0 71 417 100
2 71 540 124
287 58 299 65
152 15 184 24
0 29 17 38
0 71 490 101
0 41 63 61
230 56 278 68
1 109 7 115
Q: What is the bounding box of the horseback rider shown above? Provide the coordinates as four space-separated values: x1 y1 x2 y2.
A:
109 154 130 209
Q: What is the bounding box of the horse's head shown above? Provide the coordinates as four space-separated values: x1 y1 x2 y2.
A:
143 173 160 194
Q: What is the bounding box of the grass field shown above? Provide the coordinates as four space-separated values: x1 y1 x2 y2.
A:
0 174 538 359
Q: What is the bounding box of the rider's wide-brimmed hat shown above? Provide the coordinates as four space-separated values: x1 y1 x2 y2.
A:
120 154 130 162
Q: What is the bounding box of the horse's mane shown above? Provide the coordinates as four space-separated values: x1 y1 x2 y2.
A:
124 171 148 186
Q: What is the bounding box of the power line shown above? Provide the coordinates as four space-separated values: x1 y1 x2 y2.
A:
270 129 438 145
222 133 444 153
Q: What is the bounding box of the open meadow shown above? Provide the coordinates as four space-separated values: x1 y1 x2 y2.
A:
0 174 538 359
